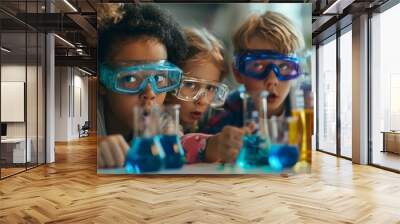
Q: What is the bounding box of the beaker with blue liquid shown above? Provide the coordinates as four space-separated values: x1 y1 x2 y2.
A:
125 106 165 173
236 91 270 168
267 116 300 171
158 105 186 169
235 89 300 172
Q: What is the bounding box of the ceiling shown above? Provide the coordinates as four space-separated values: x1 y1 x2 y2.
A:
0 0 394 74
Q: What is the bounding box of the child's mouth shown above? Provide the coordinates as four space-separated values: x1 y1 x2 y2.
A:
267 93 279 103
190 111 203 120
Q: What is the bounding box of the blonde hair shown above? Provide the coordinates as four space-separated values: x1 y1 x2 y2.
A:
180 28 228 80
97 3 124 29
233 11 304 54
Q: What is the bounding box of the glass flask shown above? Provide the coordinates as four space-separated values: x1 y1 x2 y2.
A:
267 116 300 171
125 106 165 173
158 105 186 169
236 90 270 168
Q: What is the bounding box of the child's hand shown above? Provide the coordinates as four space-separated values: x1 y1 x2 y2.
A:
98 134 129 168
205 126 244 163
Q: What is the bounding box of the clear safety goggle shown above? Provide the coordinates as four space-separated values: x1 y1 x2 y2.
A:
174 76 229 107
99 60 183 94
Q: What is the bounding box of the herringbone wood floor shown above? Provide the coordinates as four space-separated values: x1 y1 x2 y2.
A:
1 136 400 224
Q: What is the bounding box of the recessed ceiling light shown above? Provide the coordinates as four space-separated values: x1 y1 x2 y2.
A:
323 0 343 15
63 0 78 12
54 34 75 48
1 47 11 53
77 67 93 76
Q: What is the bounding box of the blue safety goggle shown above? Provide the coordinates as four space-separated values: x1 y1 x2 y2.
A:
234 50 303 81
99 60 183 94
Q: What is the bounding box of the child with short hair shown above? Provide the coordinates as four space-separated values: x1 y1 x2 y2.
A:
201 11 305 163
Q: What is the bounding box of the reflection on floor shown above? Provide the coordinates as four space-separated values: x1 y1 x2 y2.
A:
373 150 400 171
0 163 41 178
1 167 25 177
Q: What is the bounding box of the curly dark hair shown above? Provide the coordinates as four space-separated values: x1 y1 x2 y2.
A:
98 3 188 65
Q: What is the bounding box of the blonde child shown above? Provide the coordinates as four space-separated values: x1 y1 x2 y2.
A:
202 11 305 163
164 28 235 163
165 28 228 133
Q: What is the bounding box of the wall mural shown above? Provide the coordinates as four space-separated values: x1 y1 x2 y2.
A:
97 3 313 175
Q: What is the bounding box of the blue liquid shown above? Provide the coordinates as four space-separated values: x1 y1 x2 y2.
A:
125 136 164 173
159 135 185 169
236 134 269 168
268 144 299 171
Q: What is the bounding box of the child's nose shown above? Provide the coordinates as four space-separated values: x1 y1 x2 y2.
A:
140 84 157 101
195 91 209 106
264 70 279 89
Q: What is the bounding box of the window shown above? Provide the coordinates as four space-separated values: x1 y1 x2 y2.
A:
371 3 400 171
339 28 352 158
0 1 47 179
317 36 337 154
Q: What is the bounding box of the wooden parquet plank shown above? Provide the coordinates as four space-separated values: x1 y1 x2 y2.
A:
1 136 400 223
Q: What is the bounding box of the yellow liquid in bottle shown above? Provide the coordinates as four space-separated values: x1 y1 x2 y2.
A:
292 108 313 163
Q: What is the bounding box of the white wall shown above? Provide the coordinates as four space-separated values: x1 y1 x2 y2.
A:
72 73 89 138
1 65 28 137
55 67 89 141
1 65 26 81
1 64 45 164
55 66 69 141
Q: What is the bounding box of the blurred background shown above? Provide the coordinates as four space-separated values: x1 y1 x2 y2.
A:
160 3 312 89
